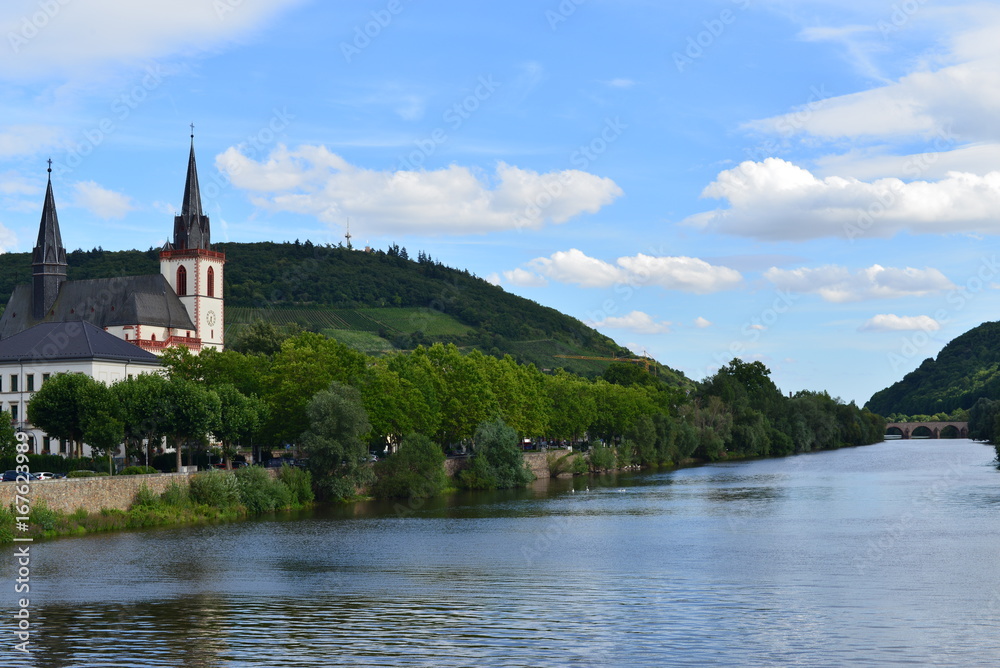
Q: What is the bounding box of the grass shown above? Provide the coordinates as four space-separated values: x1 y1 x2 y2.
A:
0 468 316 544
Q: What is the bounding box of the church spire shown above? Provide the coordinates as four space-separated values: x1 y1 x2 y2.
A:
173 126 211 250
32 159 67 319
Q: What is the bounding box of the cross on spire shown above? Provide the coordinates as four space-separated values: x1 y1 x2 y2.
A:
46 158 52 175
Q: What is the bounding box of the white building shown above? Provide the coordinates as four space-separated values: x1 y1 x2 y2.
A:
0 321 162 455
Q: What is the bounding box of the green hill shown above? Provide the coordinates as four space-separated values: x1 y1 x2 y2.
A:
0 241 690 385
864 320 1000 415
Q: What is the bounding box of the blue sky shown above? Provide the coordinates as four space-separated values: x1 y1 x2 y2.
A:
1 0 999 406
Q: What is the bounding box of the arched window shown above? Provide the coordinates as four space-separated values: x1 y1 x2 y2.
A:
177 265 187 296
207 267 215 297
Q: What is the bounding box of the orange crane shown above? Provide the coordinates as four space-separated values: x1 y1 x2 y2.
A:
554 353 652 372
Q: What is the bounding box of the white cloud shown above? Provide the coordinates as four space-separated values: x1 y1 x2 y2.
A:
71 181 134 219
217 145 622 235
687 158 1000 240
492 268 547 288
587 311 672 335
527 249 742 294
860 314 941 332
694 316 712 328
745 10 1000 143
606 78 636 88
0 126 64 158
764 264 955 302
0 0 304 79
0 170 40 196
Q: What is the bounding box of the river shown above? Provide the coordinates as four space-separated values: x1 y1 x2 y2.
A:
3 438 1000 667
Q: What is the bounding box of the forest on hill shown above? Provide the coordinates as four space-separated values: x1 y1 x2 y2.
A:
0 241 687 382
865 320 1000 416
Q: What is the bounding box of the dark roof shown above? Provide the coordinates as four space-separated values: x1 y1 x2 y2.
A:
0 321 161 364
0 274 196 339
33 171 66 267
170 136 211 251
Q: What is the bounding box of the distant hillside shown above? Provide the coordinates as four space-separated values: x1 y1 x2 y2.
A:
865 320 1000 415
0 242 690 385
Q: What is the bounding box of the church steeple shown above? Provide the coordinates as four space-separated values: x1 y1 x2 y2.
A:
172 126 211 250
32 160 67 319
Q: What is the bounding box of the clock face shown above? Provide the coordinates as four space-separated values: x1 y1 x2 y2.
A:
206 310 217 327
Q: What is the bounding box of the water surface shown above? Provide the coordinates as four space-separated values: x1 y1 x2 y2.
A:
3 439 999 666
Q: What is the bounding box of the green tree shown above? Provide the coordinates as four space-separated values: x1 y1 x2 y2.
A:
0 410 16 459
159 377 221 472
460 418 533 490
212 384 267 469
371 433 447 499
300 381 373 500
263 333 367 446
26 373 95 457
81 381 125 473
114 372 169 466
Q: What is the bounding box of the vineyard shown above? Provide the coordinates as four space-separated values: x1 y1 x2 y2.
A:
225 306 473 340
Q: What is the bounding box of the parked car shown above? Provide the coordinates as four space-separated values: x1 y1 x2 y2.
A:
2 470 39 481
35 472 57 480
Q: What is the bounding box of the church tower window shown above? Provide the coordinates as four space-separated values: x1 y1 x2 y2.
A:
177 265 187 296
207 267 214 297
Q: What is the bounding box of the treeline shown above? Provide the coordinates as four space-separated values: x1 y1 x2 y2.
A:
866 320 1000 416
14 326 885 501
964 397 1000 460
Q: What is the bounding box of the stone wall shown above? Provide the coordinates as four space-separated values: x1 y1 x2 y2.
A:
0 472 196 513
443 450 583 480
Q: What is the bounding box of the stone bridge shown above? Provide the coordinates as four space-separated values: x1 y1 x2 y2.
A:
885 421 968 439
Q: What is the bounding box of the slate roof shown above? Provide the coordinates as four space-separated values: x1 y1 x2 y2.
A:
0 274 196 340
0 321 161 364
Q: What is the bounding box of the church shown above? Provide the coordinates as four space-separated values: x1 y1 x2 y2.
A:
0 135 225 455
0 136 225 351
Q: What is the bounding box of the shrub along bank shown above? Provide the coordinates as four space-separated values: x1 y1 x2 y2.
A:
0 465 313 544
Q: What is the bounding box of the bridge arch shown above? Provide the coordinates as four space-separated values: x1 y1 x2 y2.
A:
940 424 961 439
911 425 935 439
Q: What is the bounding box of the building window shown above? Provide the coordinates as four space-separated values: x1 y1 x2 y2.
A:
10 405 17 421
9 375 17 392
177 265 188 296
26 374 34 392
151 333 157 341
43 437 50 453
207 267 215 297
42 373 50 384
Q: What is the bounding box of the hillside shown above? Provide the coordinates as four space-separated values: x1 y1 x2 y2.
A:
0 242 689 384
864 320 1000 415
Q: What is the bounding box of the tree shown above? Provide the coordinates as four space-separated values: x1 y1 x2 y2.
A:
300 381 372 500
371 433 446 499
460 418 534 490
262 333 367 446
968 397 1000 442
159 377 221 472
114 372 169 466
26 373 96 457
211 384 267 468
80 382 125 474
0 410 16 459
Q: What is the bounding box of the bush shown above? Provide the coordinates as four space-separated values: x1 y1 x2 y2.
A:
160 482 190 508
29 501 59 533
189 471 239 508
372 434 446 499
121 466 158 476
132 484 161 510
588 445 616 472
234 466 292 514
459 419 534 490
0 506 13 544
67 470 103 478
278 465 315 505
